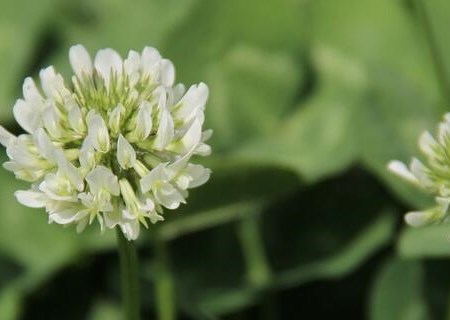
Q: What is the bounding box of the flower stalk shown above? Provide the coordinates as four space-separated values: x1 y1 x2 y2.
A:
153 233 176 320
117 227 140 320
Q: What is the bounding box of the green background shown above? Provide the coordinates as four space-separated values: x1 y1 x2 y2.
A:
0 0 449 318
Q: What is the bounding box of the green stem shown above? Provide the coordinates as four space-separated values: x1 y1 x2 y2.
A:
116 228 140 320
236 215 271 288
414 0 450 106
153 234 176 320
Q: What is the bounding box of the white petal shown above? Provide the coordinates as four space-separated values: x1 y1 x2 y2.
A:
202 129 213 142
387 160 419 185
418 131 438 158
195 143 212 156
133 101 152 141
87 112 110 153
141 47 161 73
175 82 209 122
79 137 96 170
159 59 175 86
165 145 199 180
124 50 141 85
56 151 84 191
117 134 136 169
15 190 47 208
185 164 211 188
35 128 57 163
140 164 166 193
22 77 44 105
171 83 186 105
141 197 155 212
108 103 125 135
42 106 61 138
94 48 123 87
0 126 16 147
69 44 93 78
39 66 57 97
120 220 140 241
404 210 437 227
155 183 185 209
179 119 202 151
39 66 68 99
13 99 40 133
86 166 120 196
68 105 86 134
103 209 122 229
153 108 174 150
49 208 80 224
410 158 433 187
148 211 164 224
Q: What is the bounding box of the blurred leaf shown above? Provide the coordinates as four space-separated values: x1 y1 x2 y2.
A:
161 0 306 150
159 168 397 316
398 224 450 258
190 210 395 316
87 300 121 320
310 0 438 96
262 168 395 275
234 46 363 182
426 0 450 87
164 0 306 83
309 0 444 206
205 46 302 149
369 258 429 320
274 210 395 288
58 0 198 54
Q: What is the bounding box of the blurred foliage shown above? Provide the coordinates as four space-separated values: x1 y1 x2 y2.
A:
0 0 450 319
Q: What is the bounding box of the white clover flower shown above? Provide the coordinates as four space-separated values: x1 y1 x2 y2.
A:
388 113 450 227
0 44 212 240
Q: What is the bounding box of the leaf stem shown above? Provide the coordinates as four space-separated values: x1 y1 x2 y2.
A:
414 0 450 106
153 234 176 320
116 227 141 320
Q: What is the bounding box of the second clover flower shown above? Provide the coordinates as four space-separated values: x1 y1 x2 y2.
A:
389 113 450 227
0 44 212 240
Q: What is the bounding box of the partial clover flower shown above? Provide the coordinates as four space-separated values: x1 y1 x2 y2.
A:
0 45 211 240
388 113 450 227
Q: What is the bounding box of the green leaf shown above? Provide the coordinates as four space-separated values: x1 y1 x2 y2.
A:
310 0 438 96
156 169 397 316
398 224 450 258
204 46 302 150
234 46 363 182
425 0 450 88
369 258 429 320
309 0 443 205
58 0 198 54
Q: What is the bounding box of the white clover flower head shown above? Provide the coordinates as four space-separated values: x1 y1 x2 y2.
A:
0 44 212 240
388 113 450 227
